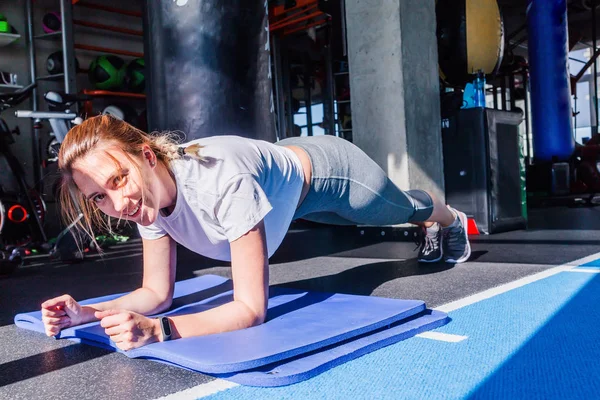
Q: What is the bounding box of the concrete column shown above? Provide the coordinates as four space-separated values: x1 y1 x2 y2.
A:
345 0 444 201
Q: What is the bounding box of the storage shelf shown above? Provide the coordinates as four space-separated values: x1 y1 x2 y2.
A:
73 19 143 37
0 33 21 47
0 83 24 91
37 74 65 82
74 44 143 58
82 89 145 99
33 32 62 41
74 1 143 18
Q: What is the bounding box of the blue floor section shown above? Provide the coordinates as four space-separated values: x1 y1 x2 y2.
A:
579 259 600 269
204 268 600 399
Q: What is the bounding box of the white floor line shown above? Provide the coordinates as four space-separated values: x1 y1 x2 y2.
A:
567 268 600 274
154 250 600 400
415 331 468 342
435 251 600 313
154 379 239 400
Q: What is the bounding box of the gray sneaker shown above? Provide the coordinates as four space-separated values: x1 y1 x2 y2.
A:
442 207 471 263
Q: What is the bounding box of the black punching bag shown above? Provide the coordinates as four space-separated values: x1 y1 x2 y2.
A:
143 1 276 142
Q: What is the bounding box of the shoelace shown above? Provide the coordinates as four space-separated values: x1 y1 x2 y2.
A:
413 232 422 251
416 229 440 254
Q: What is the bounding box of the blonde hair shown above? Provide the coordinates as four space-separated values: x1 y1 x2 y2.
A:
58 114 203 245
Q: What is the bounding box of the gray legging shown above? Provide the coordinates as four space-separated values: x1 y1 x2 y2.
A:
276 135 433 225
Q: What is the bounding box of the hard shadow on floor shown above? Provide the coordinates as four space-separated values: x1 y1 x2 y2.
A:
0 344 110 387
275 259 455 297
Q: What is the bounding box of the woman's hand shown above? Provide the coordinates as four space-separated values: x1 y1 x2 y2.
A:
96 309 160 351
41 295 87 337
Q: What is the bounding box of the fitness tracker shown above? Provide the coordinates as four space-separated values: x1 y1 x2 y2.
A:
157 316 172 341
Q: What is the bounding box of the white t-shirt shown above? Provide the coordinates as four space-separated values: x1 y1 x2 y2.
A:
136 135 305 261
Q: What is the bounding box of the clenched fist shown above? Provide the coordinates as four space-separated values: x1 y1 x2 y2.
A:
96 309 160 351
41 295 88 336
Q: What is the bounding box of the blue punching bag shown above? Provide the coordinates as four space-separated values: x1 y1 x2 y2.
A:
527 0 575 161
143 1 275 142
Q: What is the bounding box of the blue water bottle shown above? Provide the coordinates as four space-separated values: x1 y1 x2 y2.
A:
474 71 486 108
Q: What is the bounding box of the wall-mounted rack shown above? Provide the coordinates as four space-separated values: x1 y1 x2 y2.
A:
0 32 21 47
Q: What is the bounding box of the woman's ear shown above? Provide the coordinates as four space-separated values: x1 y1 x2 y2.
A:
141 145 156 167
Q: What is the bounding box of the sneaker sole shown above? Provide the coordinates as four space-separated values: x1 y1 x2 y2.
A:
418 255 443 263
444 210 472 264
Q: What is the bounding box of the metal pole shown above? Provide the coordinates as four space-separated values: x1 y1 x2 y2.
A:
340 0 348 57
25 0 36 110
523 68 531 163
501 76 508 111
282 45 294 136
593 0 598 135
493 84 498 110
324 23 336 136
272 35 287 140
509 73 516 111
60 0 77 94
304 57 313 136
590 76 597 138
25 0 43 193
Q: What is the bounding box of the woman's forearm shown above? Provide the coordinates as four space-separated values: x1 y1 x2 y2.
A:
81 287 172 324
167 300 263 340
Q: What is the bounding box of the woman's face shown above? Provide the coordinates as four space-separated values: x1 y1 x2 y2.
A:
71 143 160 226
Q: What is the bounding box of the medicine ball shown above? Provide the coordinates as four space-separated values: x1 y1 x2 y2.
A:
436 0 504 86
42 12 61 34
88 55 125 90
46 51 79 75
124 58 145 93
0 14 14 34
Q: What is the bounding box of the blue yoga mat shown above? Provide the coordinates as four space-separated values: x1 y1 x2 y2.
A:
15 275 449 386
219 310 449 387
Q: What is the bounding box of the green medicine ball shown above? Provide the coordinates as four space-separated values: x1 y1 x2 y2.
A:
124 58 145 93
0 14 9 33
88 55 126 90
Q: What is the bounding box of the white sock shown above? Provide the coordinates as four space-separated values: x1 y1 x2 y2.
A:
426 223 440 233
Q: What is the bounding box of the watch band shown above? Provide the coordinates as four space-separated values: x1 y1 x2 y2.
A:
157 316 172 341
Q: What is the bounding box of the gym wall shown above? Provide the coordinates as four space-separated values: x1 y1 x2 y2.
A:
0 0 143 187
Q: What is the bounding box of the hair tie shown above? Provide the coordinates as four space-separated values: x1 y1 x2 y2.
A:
177 147 186 157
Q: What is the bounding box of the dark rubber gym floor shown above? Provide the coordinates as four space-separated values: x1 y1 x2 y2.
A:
2 206 600 399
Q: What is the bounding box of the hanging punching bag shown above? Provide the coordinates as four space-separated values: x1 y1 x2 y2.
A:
437 0 504 86
143 1 276 142
527 0 575 161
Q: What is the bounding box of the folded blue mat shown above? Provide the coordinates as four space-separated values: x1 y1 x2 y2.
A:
15 274 449 386
219 310 449 387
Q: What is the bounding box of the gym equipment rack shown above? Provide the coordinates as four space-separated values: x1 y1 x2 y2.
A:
24 0 145 191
